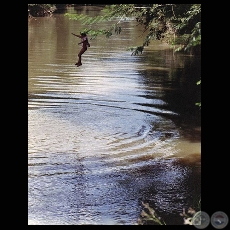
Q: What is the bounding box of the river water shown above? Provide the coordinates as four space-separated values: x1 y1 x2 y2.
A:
28 6 201 225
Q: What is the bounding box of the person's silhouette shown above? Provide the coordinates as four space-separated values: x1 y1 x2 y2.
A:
72 32 90 67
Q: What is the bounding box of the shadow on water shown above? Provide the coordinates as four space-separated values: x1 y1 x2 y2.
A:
136 156 201 225
139 49 201 143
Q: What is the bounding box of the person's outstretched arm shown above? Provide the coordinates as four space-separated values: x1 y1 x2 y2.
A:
71 33 81 38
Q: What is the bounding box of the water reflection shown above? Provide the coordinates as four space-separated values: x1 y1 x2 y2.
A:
28 6 200 225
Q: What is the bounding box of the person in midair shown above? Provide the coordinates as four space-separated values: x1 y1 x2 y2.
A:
71 32 90 67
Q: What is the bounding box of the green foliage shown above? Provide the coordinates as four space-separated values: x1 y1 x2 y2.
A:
195 102 201 108
65 5 128 39
138 199 201 225
28 4 55 10
137 202 166 225
65 4 201 55
28 4 56 17
196 80 201 108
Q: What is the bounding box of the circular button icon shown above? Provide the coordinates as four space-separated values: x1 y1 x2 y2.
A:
211 211 229 229
192 211 210 229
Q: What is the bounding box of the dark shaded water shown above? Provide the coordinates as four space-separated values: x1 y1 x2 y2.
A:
28 6 201 225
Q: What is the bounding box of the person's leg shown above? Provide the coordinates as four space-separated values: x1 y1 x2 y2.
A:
75 48 87 65
75 53 81 65
75 54 81 65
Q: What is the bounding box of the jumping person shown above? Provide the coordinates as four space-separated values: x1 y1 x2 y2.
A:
71 32 90 67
